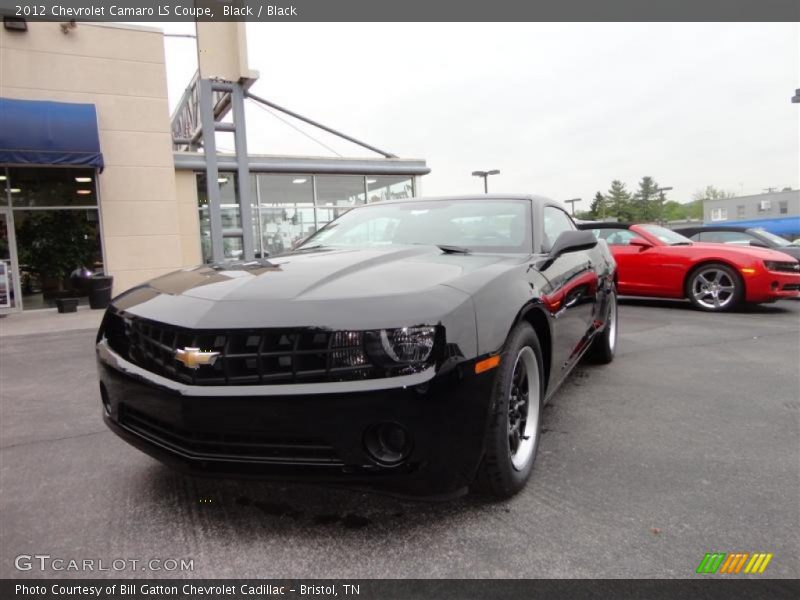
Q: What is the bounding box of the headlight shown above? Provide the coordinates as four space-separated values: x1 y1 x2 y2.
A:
366 326 436 366
763 260 800 273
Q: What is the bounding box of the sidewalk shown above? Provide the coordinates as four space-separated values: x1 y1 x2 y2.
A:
0 306 104 338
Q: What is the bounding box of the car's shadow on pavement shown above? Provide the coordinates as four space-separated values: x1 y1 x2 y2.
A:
619 296 793 314
134 455 527 536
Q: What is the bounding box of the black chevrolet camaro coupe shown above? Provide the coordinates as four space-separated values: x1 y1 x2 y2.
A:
97 195 618 498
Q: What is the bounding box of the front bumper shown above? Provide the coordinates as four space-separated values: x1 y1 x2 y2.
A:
744 269 800 303
98 341 496 496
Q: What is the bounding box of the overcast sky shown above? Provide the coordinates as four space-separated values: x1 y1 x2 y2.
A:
155 22 799 211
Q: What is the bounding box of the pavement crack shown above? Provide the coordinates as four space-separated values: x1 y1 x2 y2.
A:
0 429 109 451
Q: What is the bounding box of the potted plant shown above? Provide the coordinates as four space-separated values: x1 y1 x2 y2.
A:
16 211 96 309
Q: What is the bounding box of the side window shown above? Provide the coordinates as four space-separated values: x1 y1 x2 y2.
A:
542 207 575 251
599 229 638 246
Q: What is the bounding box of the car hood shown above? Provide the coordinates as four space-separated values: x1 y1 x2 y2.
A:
767 245 800 260
690 242 800 263
111 246 524 330
151 246 523 301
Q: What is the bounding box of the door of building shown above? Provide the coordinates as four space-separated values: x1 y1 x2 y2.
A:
0 209 22 312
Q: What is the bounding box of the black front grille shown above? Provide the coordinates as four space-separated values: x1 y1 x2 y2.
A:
119 406 343 466
782 283 800 291
103 311 383 385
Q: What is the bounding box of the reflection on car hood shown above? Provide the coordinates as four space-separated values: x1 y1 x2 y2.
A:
109 246 530 330
690 242 800 262
146 246 524 302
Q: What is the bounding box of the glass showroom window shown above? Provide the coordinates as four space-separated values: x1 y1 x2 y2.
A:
256 174 315 256
366 176 414 203
197 172 258 262
315 175 366 229
6 167 102 310
10 167 98 208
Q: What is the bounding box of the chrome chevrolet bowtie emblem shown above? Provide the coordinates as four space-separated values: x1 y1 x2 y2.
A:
175 347 220 369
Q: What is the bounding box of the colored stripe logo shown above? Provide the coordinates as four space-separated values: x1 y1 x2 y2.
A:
697 552 773 574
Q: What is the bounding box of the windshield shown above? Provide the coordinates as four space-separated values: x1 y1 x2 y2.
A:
753 228 791 247
638 224 693 245
299 199 532 253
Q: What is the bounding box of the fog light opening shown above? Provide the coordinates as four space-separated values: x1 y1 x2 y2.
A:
364 422 412 466
771 281 779 290
99 382 111 416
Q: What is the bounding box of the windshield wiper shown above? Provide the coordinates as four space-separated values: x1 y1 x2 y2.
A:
292 244 327 253
671 242 693 246
437 244 471 254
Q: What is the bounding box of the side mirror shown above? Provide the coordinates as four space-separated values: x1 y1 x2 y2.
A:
629 237 653 249
549 230 597 258
291 234 312 250
749 240 768 248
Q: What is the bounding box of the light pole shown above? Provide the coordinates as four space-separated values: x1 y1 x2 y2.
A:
563 198 581 216
655 186 672 223
472 170 500 193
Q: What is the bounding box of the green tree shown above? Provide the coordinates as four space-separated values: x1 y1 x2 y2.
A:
692 185 736 203
16 212 95 284
589 191 606 219
685 199 704 220
606 180 635 221
662 200 687 222
634 176 662 222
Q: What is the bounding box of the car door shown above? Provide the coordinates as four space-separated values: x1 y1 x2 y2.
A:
538 206 597 385
592 228 647 295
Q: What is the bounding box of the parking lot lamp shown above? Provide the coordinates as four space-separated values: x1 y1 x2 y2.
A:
472 170 500 193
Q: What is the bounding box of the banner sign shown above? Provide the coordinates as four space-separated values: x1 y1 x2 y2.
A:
2 579 799 600
0 0 798 22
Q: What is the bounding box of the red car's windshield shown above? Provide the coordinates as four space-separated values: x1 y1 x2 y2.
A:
638 224 693 246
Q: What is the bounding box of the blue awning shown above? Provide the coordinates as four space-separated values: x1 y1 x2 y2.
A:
0 98 104 170
708 216 800 236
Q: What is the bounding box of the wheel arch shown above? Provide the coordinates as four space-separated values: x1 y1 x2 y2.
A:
515 303 552 394
683 259 747 299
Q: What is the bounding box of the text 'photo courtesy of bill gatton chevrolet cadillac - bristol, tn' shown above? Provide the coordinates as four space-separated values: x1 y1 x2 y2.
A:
96 195 619 499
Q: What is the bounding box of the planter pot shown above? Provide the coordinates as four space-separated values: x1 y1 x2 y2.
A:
89 275 113 310
56 298 79 313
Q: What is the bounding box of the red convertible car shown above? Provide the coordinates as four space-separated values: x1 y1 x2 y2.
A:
579 223 800 311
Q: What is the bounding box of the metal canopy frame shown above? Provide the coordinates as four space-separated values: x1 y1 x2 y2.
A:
170 72 408 263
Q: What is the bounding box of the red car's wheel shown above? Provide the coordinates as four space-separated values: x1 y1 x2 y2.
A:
685 263 744 312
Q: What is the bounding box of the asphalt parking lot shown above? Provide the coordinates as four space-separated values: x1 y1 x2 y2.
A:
1 299 798 579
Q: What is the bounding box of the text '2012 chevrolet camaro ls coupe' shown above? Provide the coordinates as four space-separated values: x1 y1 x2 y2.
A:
97 195 617 498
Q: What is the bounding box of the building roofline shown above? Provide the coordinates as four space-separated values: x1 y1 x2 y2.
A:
173 152 430 176
703 189 798 204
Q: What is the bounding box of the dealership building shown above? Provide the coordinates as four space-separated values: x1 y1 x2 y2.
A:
700 189 800 237
0 20 428 312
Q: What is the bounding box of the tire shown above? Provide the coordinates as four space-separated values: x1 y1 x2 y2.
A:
475 323 544 499
587 287 617 364
685 263 744 312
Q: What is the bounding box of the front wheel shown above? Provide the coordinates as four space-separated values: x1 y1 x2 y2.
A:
475 323 544 499
686 263 743 312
